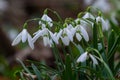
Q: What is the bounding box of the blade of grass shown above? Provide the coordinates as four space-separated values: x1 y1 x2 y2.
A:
31 63 42 80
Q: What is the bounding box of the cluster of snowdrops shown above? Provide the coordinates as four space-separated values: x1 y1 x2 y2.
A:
11 8 120 80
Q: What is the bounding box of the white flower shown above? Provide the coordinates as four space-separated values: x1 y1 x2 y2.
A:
12 29 34 49
82 12 95 20
39 14 53 27
66 24 76 36
32 29 45 43
60 28 74 46
75 25 89 42
77 52 98 65
77 52 88 63
61 36 70 46
96 16 110 31
32 27 58 47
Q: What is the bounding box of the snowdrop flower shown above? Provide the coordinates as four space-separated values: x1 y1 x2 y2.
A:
39 14 53 27
96 16 110 31
82 12 95 20
66 24 76 36
75 25 89 42
32 27 58 47
60 27 74 46
12 29 34 49
77 52 88 63
75 18 93 39
77 52 98 65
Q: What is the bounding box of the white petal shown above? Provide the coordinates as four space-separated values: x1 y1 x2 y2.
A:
57 29 62 39
28 34 34 49
41 14 53 27
61 36 70 46
102 19 110 31
71 27 76 36
43 37 49 46
77 52 88 63
80 26 89 42
89 54 98 65
12 33 22 46
76 33 82 41
96 16 101 23
49 31 58 44
66 29 73 41
67 24 73 30
21 29 28 43
32 29 44 43
82 12 95 19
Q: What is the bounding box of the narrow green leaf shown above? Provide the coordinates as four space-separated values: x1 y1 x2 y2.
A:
31 63 42 80
108 30 115 72
114 61 120 75
93 22 98 49
20 72 25 80
17 58 32 75
108 36 120 60
108 30 115 52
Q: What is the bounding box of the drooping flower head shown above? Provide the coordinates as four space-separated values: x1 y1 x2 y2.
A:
32 27 58 47
96 16 110 31
12 29 34 49
39 14 53 28
75 25 89 42
82 12 95 20
77 51 98 65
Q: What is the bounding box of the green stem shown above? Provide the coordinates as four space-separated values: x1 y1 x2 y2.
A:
46 8 63 23
91 49 115 80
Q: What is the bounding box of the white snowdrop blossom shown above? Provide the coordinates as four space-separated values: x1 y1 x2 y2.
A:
77 52 98 65
12 29 34 49
39 14 53 27
77 52 88 63
96 16 110 31
60 27 74 46
32 27 58 47
66 24 76 36
75 25 89 42
82 12 95 20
